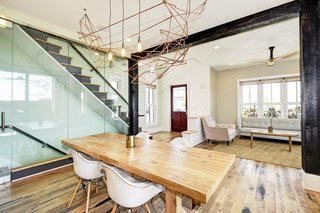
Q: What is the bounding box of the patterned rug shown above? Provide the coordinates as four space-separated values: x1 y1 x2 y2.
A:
203 138 301 168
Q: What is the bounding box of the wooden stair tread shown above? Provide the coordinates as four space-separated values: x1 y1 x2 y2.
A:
48 51 72 58
61 62 82 69
72 73 92 78
83 82 100 86
92 91 107 94
34 38 62 48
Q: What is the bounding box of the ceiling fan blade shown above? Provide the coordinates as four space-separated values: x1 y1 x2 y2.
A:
250 59 267 64
279 51 299 59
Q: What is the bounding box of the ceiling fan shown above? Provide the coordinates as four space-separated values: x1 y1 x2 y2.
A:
256 46 299 67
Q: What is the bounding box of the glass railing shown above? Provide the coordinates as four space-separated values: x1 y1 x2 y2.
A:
0 23 131 178
20 26 129 134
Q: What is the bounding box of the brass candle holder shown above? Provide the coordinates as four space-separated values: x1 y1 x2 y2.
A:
126 135 135 148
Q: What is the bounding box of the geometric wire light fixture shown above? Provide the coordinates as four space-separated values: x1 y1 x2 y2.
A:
78 0 207 86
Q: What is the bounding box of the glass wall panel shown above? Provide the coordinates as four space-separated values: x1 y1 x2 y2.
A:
0 23 128 178
0 24 13 184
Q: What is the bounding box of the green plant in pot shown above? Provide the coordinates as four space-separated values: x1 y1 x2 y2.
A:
264 106 281 133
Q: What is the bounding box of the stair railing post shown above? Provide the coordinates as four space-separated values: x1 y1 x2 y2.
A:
1 112 5 131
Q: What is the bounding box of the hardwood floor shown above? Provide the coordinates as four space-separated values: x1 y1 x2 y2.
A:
0 132 319 213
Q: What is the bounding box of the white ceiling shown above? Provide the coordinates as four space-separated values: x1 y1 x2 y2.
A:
0 0 293 49
187 18 300 71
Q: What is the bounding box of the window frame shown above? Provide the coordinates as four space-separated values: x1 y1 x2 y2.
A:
145 86 157 127
237 74 301 122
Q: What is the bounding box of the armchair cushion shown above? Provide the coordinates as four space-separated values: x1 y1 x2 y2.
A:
203 116 217 127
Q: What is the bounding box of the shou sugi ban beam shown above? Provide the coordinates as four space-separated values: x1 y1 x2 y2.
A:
132 0 301 59
300 0 320 176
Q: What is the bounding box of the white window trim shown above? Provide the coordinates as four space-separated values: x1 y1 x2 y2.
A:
237 73 301 124
145 86 157 127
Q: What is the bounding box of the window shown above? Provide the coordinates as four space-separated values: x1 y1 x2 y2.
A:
110 78 121 101
239 76 301 119
262 83 281 118
241 85 258 118
0 71 26 101
29 74 52 101
145 86 156 125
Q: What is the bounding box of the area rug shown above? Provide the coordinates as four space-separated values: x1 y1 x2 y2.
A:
206 138 301 168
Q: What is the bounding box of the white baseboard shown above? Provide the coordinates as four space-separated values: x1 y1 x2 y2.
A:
143 126 164 134
302 169 320 192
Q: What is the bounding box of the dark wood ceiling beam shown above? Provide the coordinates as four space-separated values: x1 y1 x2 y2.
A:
132 0 301 59
300 0 320 176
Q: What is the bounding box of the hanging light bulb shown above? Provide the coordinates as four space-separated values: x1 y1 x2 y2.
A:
121 43 126 57
108 49 113 61
137 36 142 52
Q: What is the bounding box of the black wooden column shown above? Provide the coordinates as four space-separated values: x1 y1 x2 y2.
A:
128 58 139 135
300 0 320 175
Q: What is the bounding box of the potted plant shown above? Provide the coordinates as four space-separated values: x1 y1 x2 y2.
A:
264 106 281 133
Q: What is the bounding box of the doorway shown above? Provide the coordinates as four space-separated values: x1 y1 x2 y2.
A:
171 84 187 132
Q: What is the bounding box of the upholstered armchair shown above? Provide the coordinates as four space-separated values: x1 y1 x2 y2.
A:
201 116 236 146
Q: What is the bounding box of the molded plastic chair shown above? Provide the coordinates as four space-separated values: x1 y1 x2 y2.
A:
136 132 151 142
67 149 106 213
170 137 192 147
100 163 163 213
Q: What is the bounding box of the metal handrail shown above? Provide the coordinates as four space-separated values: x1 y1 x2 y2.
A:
2 125 65 155
68 42 129 105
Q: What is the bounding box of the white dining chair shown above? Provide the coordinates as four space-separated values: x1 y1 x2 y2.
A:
67 149 106 213
170 137 192 147
136 132 151 142
100 163 163 213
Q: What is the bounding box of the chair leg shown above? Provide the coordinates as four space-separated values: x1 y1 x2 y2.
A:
67 178 82 208
144 204 152 213
111 203 118 213
95 180 99 193
102 176 108 190
85 181 91 213
227 141 230 146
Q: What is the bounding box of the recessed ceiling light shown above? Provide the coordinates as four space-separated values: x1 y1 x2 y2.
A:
126 38 132 42
214 45 220 50
138 62 144 66
94 52 99 56
229 62 234 66
150 67 155 72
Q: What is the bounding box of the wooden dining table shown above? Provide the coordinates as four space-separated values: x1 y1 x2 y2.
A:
62 133 235 213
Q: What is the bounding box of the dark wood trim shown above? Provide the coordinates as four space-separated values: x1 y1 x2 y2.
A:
132 1 301 58
300 0 320 175
11 157 73 181
170 84 188 132
128 58 139 135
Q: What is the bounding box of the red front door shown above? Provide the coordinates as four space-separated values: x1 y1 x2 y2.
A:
171 84 187 132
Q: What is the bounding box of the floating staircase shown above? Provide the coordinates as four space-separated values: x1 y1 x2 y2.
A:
23 27 129 124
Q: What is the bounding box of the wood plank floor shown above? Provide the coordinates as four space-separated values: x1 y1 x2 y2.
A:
0 132 319 213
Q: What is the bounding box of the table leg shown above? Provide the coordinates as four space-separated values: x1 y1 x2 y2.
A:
165 188 186 213
192 199 201 209
289 136 292 152
250 133 253 148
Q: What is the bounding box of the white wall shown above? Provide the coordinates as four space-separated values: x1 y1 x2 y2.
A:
210 67 217 118
215 60 300 124
157 59 211 131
